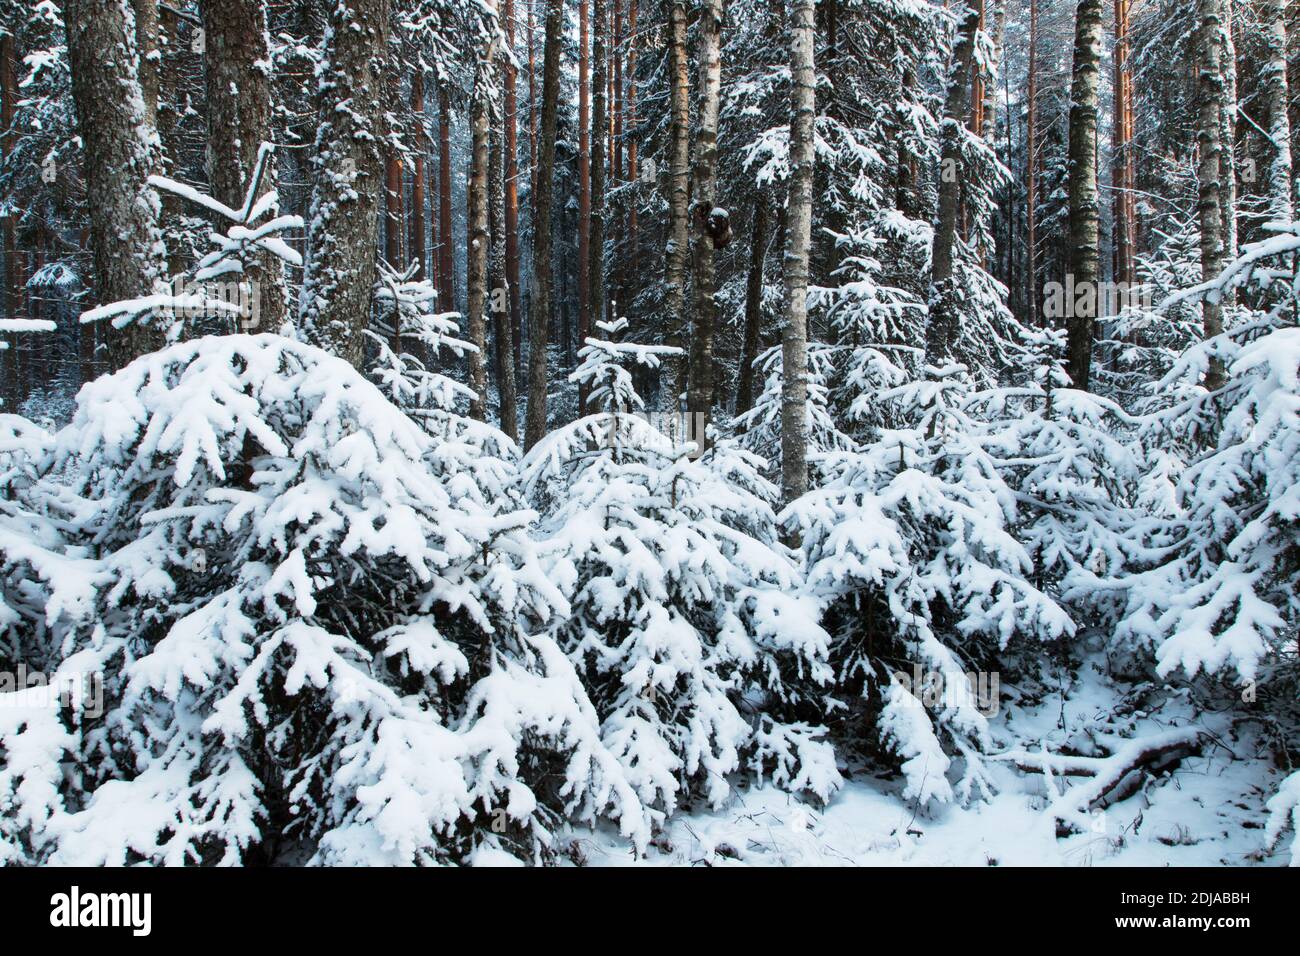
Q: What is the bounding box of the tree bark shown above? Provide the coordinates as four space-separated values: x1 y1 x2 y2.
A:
1 31 20 406
586 0 608 415
1218 0 1237 263
578 0 592 407
1112 0 1136 288
199 0 287 333
1064 0 1103 391
438 83 455 313
524 0 564 449
687 0 725 450
661 0 691 412
467 6 498 421
1197 0 1226 389
64 0 168 370
1261 0 1293 222
410 71 428 281
503 0 523 376
1026 0 1038 327
300 0 389 368
925 3 978 365
782 0 815 507
735 201 767 416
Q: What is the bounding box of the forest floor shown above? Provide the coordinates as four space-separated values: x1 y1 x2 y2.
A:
562 655 1291 867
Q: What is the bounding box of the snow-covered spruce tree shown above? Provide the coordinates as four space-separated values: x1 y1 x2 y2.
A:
1110 225 1300 861
522 317 841 818
0 333 651 865
786 362 1073 805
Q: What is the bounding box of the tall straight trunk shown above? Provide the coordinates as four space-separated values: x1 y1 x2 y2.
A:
301 0 390 369
437 84 455 312
925 3 978 364
1064 0 1103 391
156 7 183 281
1026 0 1038 327
528 2 538 206
524 0 564 449
503 0 523 374
735 201 767 415
687 0 724 449
467 7 498 421
1218 0 1237 262
626 0 639 238
662 0 690 411
1262 0 1293 221
586 0 608 415
1 31 20 406
969 0 986 136
200 0 287 333
782 0 815 506
578 0 592 393
410 71 428 280
613 0 624 184
1197 0 1227 389
64 0 167 369
491 85 518 441
385 147 404 268
1112 0 1136 288
981 0 1007 135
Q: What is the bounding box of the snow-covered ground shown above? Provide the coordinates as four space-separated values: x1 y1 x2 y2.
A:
567 659 1289 867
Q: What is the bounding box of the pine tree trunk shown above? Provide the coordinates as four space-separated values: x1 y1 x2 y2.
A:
1197 0 1227 389
1262 0 1293 221
1112 0 1136 288
438 84 455 312
524 0 564 449
199 0 287 333
467 8 498 421
64 0 168 370
687 0 724 450
410 71 428 281
491 78 518 442
626 0 639 239
735 201 767 416
782 0 815 507
385 147 404 269
587 0 608 415
925 4 978 364
661 0 691 412
1064 0 1103 391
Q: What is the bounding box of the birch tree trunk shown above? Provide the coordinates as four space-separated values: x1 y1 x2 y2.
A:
1064 0 1103 391
782 0 815 507
64 0 168 370
1262 0 1293 221
661 0 691 413
687 0 725 450
524 0 564 449
467 5 499 421
1197 0 1227 390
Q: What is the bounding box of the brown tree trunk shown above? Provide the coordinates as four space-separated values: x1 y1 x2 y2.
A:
300 0 391 369
1064 0 1103 391
199 0 287 333
524 0 564 449
64 0 168 369
1112 0 1136 288
385 146 404 269
687 0 725 450
735 201 767 416
782 0 815 507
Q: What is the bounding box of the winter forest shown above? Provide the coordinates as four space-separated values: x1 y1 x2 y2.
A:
0 0 1295 869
